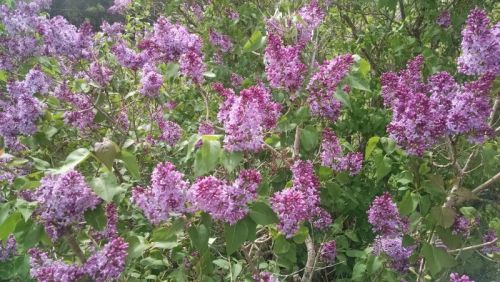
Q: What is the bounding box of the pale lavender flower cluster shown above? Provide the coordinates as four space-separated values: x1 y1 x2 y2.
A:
450 273 475 282
139 64 164 97
264 34 306 92
179 49 206 84
0 68 49 150
30 170 100 240
209 29 233 52
0 235 16 261
230 73 244 88
132 162 189 224
437 10 451 28
307 54 353 121
320 129 363 175
29 237 128 282
382 56 495 155
108 0 132 14
373 236 414 273
190 169 262 225
271 160 332 237
457 8 500 76
367 192 408 236
100 21 123 38
319 240 336 263
297 0 325 42
253 272 279 282
482 230 500 254
116 110 130 132
215 83 281 152
198 121 215 135
111 41 147 70
89 61 113 86
157 118 182 146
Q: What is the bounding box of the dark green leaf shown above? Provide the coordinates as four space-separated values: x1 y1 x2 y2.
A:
421 243 457 275
249 202 278 225
224 219 248 255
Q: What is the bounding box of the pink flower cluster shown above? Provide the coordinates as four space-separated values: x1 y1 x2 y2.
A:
297 0 325 42
320 129 363 175
457 8 499 76
190 170 262 225
450 273 475 282
381 56 495 155
132 162 189 224
215 83 281 152
271 160 332 237
307 54 353 122
264 34 306 92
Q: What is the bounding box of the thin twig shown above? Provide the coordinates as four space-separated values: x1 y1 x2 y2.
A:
448 238 498 253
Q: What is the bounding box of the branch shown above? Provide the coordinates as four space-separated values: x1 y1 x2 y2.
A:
448 238 498 253
64 233 86 263
301 235 316 282
471 171 500 195
293 125 301 160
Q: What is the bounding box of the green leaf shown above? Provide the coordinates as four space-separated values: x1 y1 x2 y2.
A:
273 235 290 254
118 150 140 179
358 58 371 76
222 151 243 173
194 139 222 176
51 148 91 173
347 74 371 92
374 155 392 180
352 262 367 281
249 202 279 225
366 254 383 275
334 89 351 108
127 236 147 259
243 30 265 52
188 224 209 253
15 199 37 222
0 212 22 240
430 206 456 228
165 63 180 78
90 172 124 202
84 205 107 231
203 71 216 78
398 191 420 216
421 243 457 276
93 139 120 170
292 225 309 244
224 219 248 255
300 126 319 151
365 136 380 160
152 218 184 242
212 259 230 269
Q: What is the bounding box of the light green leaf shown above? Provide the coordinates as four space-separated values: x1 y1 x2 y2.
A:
222 151 243 173
300 126 319 152
90 172 124 202
194 139 222 176
365 136 380 160
0 212 22 240
118 150 140 179
243 30 265 52
15 199 37 222
93 139 120 170
224 219 248 255
51 148 91 173
374 155 392 180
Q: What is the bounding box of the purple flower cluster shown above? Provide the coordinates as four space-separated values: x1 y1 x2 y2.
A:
0 68 49 150
156 117 182 146
89 61 113 86
198 121 215 135
179 49 206 84
55 84 96 132
264 34 306 92
253 271 279 282
108 0 132 14
209 29 233 52
381 56 494 155
30 170 101 240
190 170 262 224
84 237 128 282
0 235 16 261
132 162 189 224
450 273 475 282
482 230 500 254
320 129 363 175
92 203 119 240
437 10 451 28
367 192 408 236
373 236 414 273
297 0 325 42
271 160 332 237
457 8 500 76
215 83 281 152
111 41 147 70
319 240 337 263
307 54 353 121
230 73 244 88
139 64 164 97
29 237 128 282
452 216 479 236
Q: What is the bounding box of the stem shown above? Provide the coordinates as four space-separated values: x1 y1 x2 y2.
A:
293 125 301 160
471 171 500 195
301 235 316 282
448 238 498 253
64 233 86 263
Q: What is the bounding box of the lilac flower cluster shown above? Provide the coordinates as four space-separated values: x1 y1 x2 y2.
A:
452 216 479 236
253 271 279 282
92 203 119 240
111 41 147 70
157 117 182 146
190 170 262 224
0 235 16 261
139 64 164 97
132 162 189 224
319 240 337 263
381 56 495 155
264 34 306 92
209 29 233 52
437 10 451 28
230 73 244 88
54 84 96 132
297 0 325 42
89 61 113 87
457 8 500 76
482 230 500 254
320 129 363 175
29 237 128 282
116 110 130 132
30 170 100 240
307 54 353 121
215 83 281 152
368 193 413 272
271 160 332 237
108 0 132 14
373 236 414 273
0 68 49 150
450 273 475 282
